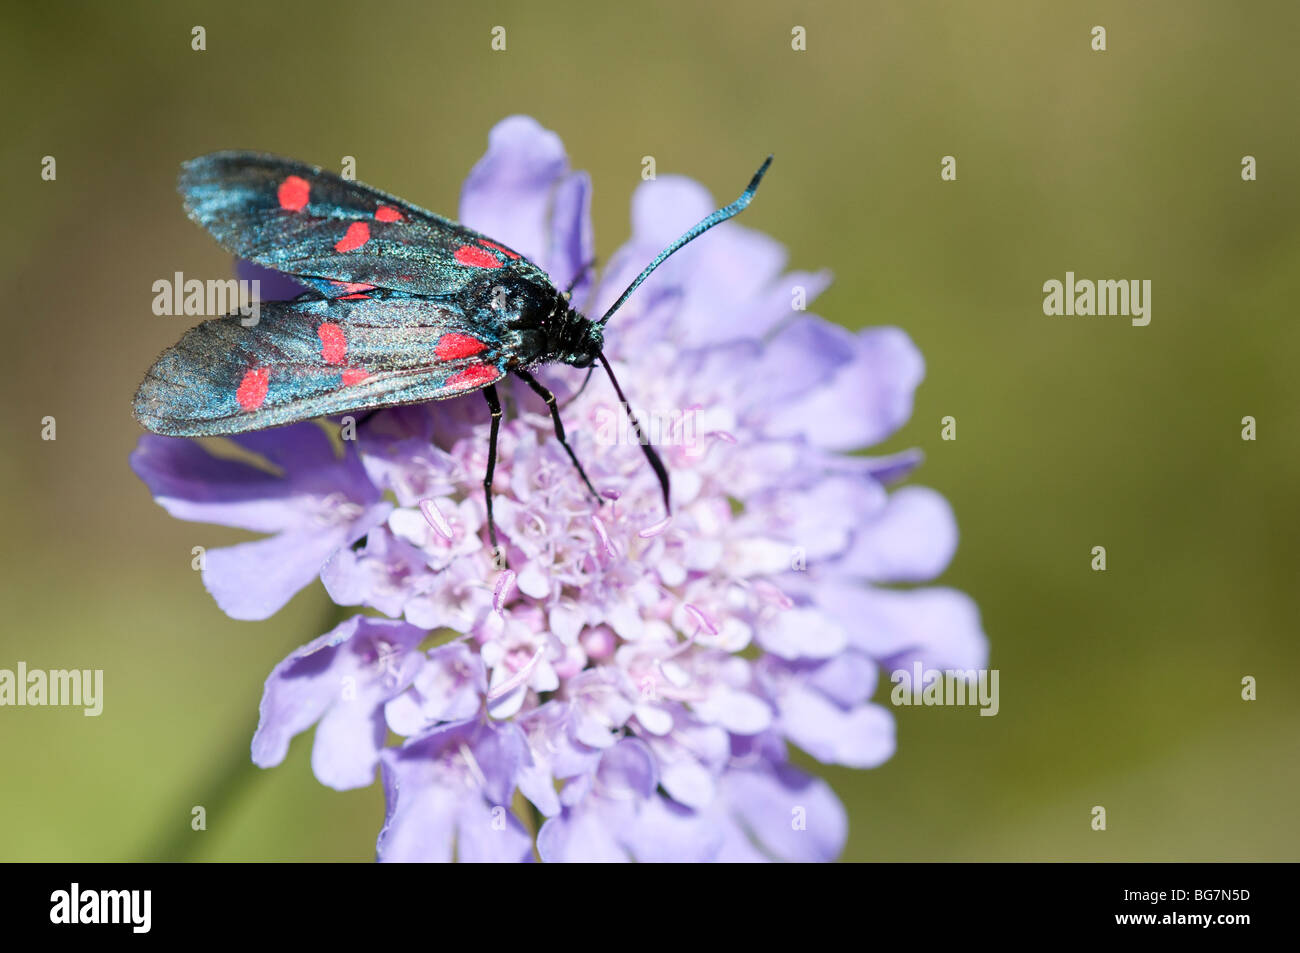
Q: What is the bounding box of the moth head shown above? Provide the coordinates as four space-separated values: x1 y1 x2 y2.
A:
557 310 604 368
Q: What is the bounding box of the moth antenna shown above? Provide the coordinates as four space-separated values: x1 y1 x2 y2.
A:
597 155 773 327
597 352 670 513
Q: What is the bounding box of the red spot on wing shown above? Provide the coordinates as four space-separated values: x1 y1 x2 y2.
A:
446 363 500 391
435 333 487 360
331 280 374 299
341 368 370 386
479 239 520 260
375 205 403 222
454 244 502 269
335 222 370 252
277 175 310 211
318 323 347 364
236 367 270 410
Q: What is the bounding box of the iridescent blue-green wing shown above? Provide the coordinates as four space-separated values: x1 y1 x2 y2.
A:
178 152 550 298
133 296 507 437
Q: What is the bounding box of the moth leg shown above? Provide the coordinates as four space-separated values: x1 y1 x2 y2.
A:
559 366 596 410
514 368 601 503
483 384 504 559
564 258 598 298
596 352 671 516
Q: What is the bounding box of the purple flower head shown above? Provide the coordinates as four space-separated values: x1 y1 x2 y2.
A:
132 116 986 861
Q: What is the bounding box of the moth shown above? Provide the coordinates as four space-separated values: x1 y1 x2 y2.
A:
134 150 772 550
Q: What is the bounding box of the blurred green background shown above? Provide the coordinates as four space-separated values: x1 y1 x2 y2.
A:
2 0 1297 861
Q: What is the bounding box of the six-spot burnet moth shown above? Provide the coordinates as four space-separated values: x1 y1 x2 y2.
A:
133 150 773 553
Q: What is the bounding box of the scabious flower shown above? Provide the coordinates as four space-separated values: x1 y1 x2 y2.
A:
131 116 986 862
